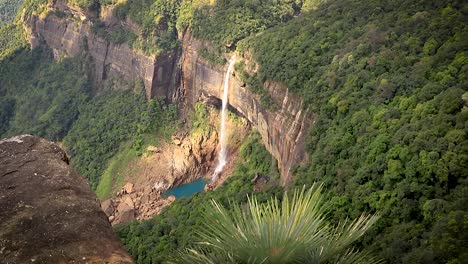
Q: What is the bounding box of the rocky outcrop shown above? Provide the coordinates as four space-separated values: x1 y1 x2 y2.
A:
0 135 133 263
101 115 250 225
25 3 178 98
180 32 312 185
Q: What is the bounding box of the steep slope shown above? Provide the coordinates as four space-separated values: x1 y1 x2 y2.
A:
239 0 468 262
0 135 133 263
24 0 178 98
1 0 466 263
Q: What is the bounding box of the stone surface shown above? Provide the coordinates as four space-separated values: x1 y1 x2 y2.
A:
180 32 312 185
146 145 161 153
25 1 179 98
101 199 115 217
123 182 134 194
0 135 133 264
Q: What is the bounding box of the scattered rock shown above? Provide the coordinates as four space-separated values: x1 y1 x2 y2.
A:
146 145 161 153
172 136 181 145
167 195 176 202
123 182 134 194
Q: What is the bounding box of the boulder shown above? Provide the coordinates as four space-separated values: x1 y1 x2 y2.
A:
101 199 114 217
0 135 133 263
146 145 161 153
172 136 181 145
123 182 134 194
123 196 135 209
119 208 135 223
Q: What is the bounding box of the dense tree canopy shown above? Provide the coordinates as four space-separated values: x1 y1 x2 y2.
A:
0 0 466 263
117 0 467 263
237 0 468 262
0 0 23 25
0 46 91 140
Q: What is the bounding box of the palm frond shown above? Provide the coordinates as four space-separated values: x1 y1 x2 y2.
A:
176 183 381 264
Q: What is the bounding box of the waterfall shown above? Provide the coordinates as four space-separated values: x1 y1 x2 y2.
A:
211 60 235 182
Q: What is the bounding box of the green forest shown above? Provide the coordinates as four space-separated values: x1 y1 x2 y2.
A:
0 0 467 263
0 0 23 25
0 46 177 190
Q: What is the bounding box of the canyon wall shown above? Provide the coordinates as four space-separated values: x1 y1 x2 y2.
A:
24 6 311 185
180 33 312 185
25 7 178 98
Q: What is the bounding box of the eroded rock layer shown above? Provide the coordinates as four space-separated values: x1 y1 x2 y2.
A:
180 32 312 185
25 2 178 98
0 135 133 264
24 3 311 185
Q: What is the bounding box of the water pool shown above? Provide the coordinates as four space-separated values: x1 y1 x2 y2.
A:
163 178 207 198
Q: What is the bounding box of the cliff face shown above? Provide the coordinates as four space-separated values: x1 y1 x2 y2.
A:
180 33 312 185
26 7 178 98
24 5 311 185
0 135 133 263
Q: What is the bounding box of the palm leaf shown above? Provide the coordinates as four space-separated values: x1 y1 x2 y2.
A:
171 184 381 264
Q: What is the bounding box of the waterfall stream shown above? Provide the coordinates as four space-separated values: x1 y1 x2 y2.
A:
211 60 236 182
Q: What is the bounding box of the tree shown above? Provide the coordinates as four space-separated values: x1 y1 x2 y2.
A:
173 184 381 264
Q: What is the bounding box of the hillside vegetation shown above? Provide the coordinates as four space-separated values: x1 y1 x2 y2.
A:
116 0 467 263
0 0 466 263
0 0 23 25
238 0 467 262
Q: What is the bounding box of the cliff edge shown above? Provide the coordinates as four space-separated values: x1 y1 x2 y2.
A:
0 135 133 264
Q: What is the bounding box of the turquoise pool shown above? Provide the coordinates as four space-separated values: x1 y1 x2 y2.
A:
163 178 207 198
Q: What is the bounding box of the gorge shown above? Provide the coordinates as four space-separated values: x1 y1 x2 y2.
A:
1 0 466 263
23 1 311 187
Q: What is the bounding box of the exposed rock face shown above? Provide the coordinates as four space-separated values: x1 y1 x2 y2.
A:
25 4 178 98
180 32 312 185
100 108 250 225
24 2 312 185
0 135 133 263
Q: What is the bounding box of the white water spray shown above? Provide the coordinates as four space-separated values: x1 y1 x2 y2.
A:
211 59 235 182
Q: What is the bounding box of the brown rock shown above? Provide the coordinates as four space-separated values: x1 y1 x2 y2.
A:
119 209 135 223
0 135 133 263
141 194 149 204
123 196 135 209
123 182 134 194
147 145 161 153
172 136 181 145
101 199 114 217
167 195 176 202
114 200 135 224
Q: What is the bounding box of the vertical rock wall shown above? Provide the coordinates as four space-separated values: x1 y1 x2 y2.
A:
180 33 312 185
24 7 312 185
27 13 178 98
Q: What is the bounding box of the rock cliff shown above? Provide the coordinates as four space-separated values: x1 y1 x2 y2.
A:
25 3 178 98
24 3 311 185
180 32 312 185
0 135 133 263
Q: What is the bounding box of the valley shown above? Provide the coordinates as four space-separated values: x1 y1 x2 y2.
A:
0 0 466 263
